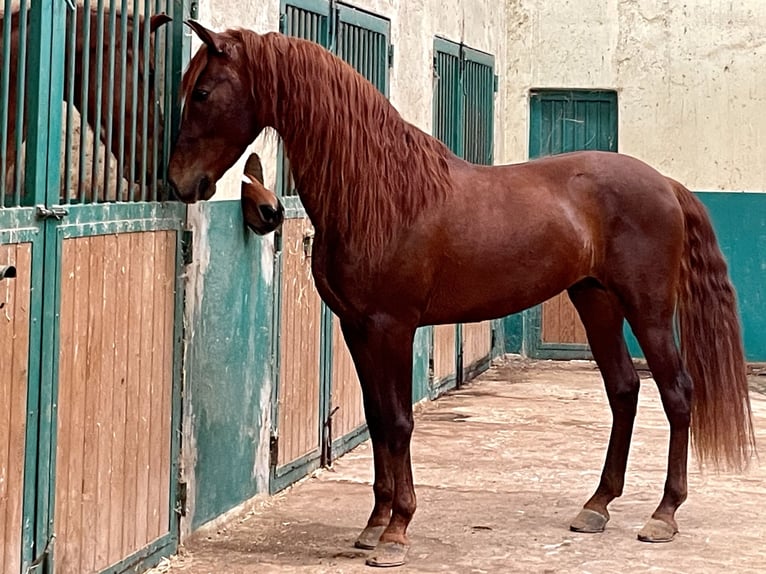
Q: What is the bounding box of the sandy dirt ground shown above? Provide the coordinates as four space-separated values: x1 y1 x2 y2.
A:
150 358 766 574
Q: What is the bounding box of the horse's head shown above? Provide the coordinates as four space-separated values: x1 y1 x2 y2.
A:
168 21 266 202
241 153 283 235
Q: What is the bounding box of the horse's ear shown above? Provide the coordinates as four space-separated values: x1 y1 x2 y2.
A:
149 13 172 33
185 20 226 55
244 153 265 186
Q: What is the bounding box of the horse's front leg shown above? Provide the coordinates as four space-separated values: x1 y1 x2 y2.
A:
341 315 417 568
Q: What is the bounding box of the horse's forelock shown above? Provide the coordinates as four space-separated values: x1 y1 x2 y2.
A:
181 48 209 109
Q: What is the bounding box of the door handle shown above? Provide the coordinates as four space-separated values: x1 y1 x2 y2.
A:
0 265 16 281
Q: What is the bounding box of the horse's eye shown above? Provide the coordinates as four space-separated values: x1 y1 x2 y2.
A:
192 89 209 102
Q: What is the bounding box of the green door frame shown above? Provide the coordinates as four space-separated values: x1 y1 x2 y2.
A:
523 89 618 360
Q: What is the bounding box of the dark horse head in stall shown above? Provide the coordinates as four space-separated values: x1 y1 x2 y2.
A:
0 5 171 192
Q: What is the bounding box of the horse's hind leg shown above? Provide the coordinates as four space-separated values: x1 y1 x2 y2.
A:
567 282 641 533
625 310 691 542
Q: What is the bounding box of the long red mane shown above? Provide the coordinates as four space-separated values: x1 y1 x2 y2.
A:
182 30 456 263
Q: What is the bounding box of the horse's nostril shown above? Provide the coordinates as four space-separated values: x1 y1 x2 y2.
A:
198 176 211 198
259 204 279 222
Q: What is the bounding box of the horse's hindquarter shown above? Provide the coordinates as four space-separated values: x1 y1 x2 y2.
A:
419 152 684 325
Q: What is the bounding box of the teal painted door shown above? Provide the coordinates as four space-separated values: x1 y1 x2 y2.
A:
431 38 497 393
525 90 617 359
1 2 188 572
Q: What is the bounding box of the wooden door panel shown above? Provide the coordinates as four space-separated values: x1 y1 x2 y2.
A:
541 293 588 344
277 218 322 468
54 231 175 573
0 243 31 574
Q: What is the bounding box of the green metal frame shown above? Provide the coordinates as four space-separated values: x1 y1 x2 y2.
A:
431 36 496 390
523 89 617 360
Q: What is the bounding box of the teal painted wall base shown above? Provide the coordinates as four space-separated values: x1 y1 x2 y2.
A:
185 201 275 530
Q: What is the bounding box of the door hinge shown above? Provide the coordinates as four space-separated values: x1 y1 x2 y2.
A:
322 406 340 467
36 205 68 220
274 228 283 254
190 1 199 19
388 44 395 68
278 13 286 34
175 480 188 516
25 534 55 572
181 229 194 265
494 74 499 93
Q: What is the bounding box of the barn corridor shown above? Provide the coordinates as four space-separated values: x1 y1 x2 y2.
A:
150 358 766 573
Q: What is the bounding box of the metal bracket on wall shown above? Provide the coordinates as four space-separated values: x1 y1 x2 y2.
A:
35 205 68 220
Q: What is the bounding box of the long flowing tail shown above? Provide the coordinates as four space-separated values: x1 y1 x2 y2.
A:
670 178 756 471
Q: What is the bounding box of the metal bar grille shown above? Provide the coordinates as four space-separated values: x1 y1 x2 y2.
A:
433 38 495 165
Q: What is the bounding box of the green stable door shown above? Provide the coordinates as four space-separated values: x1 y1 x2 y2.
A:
1 2 189 572
520 90 618 360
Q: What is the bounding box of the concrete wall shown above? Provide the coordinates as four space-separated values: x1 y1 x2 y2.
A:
503 0 766 191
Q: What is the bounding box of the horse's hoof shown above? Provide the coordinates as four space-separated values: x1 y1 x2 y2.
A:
637 518 678 543
569 508 609 533
365 541 410 568
354 525 387 550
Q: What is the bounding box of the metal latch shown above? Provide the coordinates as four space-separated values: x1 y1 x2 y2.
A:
303 228 315 258
0 265 16 281
36 205 69 220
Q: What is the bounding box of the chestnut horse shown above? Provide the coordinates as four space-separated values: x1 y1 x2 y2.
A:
0 5 170 197
168 22 755 567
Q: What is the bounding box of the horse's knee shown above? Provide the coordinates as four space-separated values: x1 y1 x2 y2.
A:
386 413 414 454
607 373 640 415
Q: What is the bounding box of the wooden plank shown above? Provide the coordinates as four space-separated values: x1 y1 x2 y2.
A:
0 243 31 574
108 233 130 565
560 295 576 343
122 232 143 557
433 324 456 381
95 234 118 568
147 231 165 540
80 235 105 573
55 237 91 572
134 232 155 549
53 239 75 572
331 316 363 438
463 321 491 368
157 231 175 535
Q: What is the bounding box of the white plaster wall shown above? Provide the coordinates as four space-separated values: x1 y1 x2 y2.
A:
504 0 766 191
